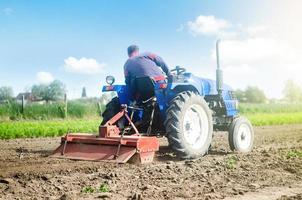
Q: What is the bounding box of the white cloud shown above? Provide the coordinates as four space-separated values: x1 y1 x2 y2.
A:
209 27 302 98
36 71 54 84
64 57 106 75
245 25 270 37
182 12 302 98
2 7 13 15
187 15 231 36
215 38 286 65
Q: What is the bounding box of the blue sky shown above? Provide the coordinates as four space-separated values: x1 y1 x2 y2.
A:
1 0 301 98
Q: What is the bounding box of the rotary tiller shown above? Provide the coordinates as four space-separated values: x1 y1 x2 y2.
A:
51 105 159 164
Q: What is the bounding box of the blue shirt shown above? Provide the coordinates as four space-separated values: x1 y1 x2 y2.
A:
124 52 169 85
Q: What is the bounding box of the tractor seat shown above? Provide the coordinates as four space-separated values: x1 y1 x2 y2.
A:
130 76 156 102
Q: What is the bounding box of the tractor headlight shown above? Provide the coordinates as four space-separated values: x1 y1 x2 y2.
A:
106 76 115 85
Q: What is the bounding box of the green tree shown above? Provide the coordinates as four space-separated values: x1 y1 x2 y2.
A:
31 80 66 102
245 86 266 103
0 86 14 101
282 80 302 103
234 89 246 102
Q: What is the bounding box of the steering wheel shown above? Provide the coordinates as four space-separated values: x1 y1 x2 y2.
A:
170 66 186 75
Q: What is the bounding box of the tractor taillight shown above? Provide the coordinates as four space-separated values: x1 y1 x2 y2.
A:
105 85 114 91
159 83 167 89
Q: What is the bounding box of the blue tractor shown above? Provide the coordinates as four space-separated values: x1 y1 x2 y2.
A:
101 40 254 159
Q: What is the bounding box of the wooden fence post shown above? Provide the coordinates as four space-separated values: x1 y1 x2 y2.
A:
21 95 25 114
64 93 68 119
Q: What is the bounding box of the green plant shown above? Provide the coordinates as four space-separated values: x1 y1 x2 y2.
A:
226 156 237 169
81 186 95 193
286 150 302 159
98 183 109 193
80 184 109 194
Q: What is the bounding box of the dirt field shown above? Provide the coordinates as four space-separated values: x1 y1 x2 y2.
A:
0 125 302 200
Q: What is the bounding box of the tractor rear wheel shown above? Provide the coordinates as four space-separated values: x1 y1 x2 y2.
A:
228 116 254 152
164 91 213 159
101 97 120 125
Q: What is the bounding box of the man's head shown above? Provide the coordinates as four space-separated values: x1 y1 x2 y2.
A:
127 45 139 57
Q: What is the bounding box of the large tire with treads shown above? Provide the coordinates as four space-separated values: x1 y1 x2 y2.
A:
164 91 213 159
101 97 120 125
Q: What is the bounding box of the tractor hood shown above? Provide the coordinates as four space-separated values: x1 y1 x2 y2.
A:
169 72 233 97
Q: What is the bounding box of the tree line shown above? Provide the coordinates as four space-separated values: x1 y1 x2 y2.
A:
235 80 302 103
0 79 302 103
0 80 66 102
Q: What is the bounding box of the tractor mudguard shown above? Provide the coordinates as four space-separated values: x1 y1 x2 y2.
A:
102 85 130 105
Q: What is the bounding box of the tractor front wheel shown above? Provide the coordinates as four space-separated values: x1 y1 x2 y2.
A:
228 117 254 152
164 91 213 159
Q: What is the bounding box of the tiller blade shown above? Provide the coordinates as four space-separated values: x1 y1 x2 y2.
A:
51 134 159 163
51 105 159 164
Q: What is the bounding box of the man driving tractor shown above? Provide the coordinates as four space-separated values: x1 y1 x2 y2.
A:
123 45 170 100
123 45 170 132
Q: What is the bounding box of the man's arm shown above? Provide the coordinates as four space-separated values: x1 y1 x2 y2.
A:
147 53 170 76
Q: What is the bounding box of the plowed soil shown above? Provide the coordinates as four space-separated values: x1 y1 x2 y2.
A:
0 125 302 200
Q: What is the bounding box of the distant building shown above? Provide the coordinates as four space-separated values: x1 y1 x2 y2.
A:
16 92 41 103
81 87 87 98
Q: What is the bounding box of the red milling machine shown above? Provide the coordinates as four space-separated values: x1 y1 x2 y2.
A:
51 105 159 164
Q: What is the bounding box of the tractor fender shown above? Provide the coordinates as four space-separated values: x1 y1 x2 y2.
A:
102 85 130 104
169 79 205 96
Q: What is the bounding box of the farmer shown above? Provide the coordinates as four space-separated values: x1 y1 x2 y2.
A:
123 45 168 131
123 45 170 88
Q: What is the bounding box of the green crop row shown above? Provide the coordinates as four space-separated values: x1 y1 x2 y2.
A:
1 112 302 139
245 112 302 126
239 103 302 114
1 101 301 121
0 119 101 139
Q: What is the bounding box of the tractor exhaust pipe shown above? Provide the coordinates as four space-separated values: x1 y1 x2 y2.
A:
216 39 223 95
